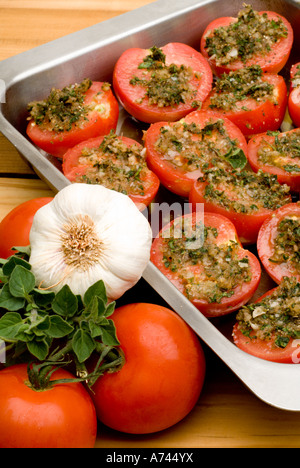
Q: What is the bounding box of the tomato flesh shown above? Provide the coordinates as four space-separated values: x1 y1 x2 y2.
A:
202 73 288 137
150 212 261 317
247 129 300 194
113 42 213 123
144 109 248 198
0 364 97 448
288 62 300 128
257 202 300 284
62 135 160 208
90 302 206 434
233 322 299 364
200 11 293 76
26 81 119 158
233 283 300 364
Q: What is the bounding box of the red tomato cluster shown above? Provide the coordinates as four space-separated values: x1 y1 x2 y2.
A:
0 303 206 447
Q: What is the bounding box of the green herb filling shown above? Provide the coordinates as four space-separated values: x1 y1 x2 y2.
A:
205 4 288 66
236 277 300 348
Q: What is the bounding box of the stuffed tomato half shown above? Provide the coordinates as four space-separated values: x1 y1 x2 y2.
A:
288 62 300 128
62 132 160 209
200 4 293 76
189 164 292 245
201 65 287 137
144 109 248 198
150 211 261 318
27 79 119 158
257 202 300 284
113 43 213 123
247 128 300 194
233 277 300 364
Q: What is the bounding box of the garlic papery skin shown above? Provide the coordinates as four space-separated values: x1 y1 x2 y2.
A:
29 183 152 300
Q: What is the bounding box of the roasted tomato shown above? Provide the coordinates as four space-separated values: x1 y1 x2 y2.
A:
0 364 97 448
189 164 292 245
288 62 300 128
257 202 300 284
113 43 213 123
247 129 300 194
200 4 293 76
150 211 261 317
62 132 160 209
233 277 300 364
144 109 248 197
90 302 206 434
26 79 119 158
201 65 288 137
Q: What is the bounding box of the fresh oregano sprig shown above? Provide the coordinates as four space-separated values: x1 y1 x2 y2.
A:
0 250 124 389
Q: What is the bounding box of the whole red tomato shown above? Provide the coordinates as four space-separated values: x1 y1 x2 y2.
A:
0 197 53 258
90 302 206 434
0 364 97 448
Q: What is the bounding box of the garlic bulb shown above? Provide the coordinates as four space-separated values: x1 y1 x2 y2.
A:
29 183 152 300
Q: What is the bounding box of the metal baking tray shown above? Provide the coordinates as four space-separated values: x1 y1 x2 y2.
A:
1 0 300 411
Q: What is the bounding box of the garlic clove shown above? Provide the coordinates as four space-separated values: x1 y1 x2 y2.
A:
29 183 152 300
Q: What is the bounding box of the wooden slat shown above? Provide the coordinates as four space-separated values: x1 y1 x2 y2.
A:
0 178 54 221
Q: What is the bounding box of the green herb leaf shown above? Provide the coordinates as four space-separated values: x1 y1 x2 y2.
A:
0 312 24 341
0 283 25 310
27 338 49 361
3 256 31 276
83 280 107 306
52 284 78 317
223 147 247 169
47 315 74 338
72 328 96 363
9 265 35 298
100 319 120 346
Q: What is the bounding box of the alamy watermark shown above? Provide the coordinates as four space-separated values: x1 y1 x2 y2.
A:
0 79 6 103
0 340 6 364
142 201 205 249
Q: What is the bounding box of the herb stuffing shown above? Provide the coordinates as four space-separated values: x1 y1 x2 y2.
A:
208 65 275 111
27 79 109 133
74 132 149 196
161 218 252 303
236 276 300 348
204 3 288 66
199 166 291 213
292 64 300 88
130 46 199 107
257 130 300 174
269 216 300 272
154 118 247 172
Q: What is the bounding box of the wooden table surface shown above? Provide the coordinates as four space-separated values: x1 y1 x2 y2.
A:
1 0 300 449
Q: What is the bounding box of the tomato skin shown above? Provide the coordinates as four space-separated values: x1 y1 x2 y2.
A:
90 302 206 434
26 82 119 158
200 12 293 76
150 212 261 317
247 129 300 194
0 364 97 448
202 73 288 137
233 287 300 364
288 62 300 128
232 322 298 364
189 178 290 246
113 42 213 123
144 109 248 198
0 197 53 258
257 202 300 284
62 135 160 208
